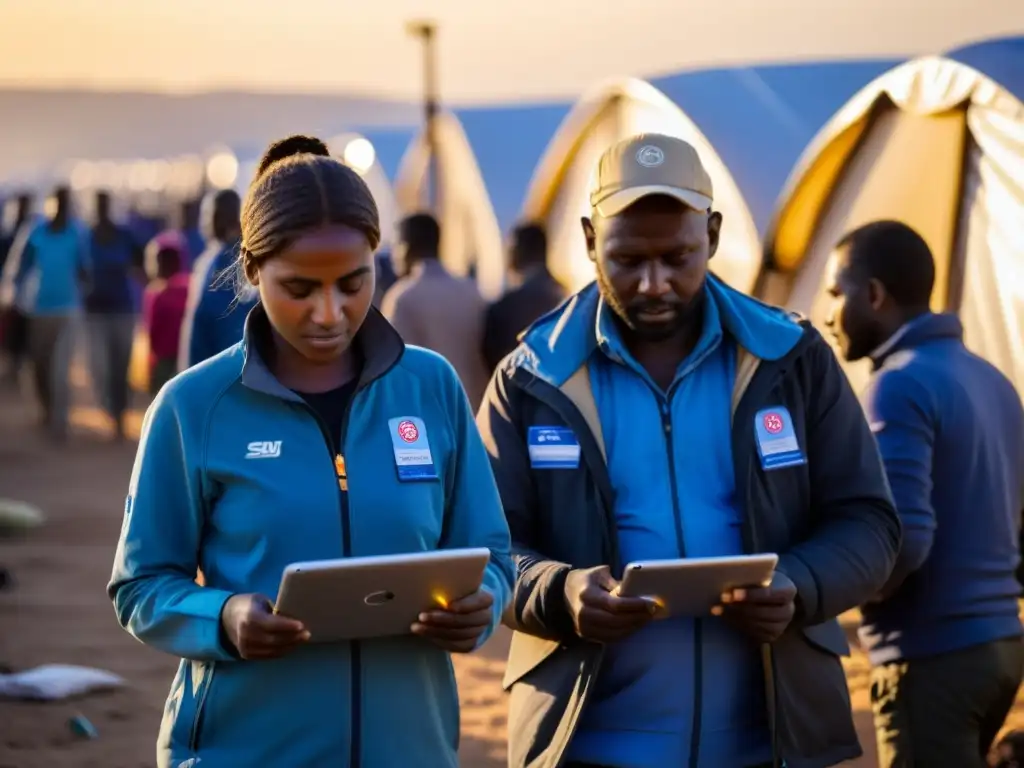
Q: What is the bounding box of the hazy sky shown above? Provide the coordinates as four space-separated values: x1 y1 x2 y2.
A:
1 0 1022 103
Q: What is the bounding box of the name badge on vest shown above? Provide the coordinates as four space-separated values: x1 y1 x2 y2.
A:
754 407 806 471
388 417 439 481
528 426 581 469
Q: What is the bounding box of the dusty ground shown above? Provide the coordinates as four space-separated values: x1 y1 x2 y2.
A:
0 370 1021 768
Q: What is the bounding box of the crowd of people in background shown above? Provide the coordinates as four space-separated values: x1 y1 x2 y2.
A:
0 182 565 441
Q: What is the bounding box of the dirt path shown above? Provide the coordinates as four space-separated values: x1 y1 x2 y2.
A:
1 378 1021 767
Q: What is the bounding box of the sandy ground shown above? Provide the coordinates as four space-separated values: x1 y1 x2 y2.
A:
1 369 1021 768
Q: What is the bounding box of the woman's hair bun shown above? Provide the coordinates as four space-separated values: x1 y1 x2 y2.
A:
256 135 331 179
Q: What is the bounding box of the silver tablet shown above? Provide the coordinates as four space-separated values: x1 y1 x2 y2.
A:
616 553 779 619
274 548 491 642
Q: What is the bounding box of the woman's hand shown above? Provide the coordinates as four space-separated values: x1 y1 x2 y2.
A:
221 593 310 660
411 589 494 653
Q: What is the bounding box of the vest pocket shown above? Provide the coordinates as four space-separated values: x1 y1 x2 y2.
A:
188 661 218 753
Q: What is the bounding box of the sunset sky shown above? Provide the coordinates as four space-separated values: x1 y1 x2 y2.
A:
1 0 1022 104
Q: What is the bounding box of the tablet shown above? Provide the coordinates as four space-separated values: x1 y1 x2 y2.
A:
616 553 778 619
274 548 491 642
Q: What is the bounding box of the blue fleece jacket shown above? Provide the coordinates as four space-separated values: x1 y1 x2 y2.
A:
526 278 804 768
858 313 1024 664
108 305 514 768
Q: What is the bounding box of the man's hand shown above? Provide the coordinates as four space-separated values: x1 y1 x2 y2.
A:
221 594 310 660
713 571 797 643
564 565 658 643
411 588 494 653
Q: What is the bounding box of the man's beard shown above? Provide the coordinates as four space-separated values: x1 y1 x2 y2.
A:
596 267 706 342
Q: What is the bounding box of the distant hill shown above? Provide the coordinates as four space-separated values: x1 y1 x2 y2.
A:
0 88 422 183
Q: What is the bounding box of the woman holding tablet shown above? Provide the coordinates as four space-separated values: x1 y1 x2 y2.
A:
108 135 514 768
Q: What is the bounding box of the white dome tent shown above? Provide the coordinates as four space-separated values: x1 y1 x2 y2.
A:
392 110 504 300
758 55 1024 395
325 133 399 251
520 77 762 295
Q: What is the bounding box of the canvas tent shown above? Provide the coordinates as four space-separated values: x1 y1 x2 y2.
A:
521 77 762 295
758 54 1024 395
392 110 504 300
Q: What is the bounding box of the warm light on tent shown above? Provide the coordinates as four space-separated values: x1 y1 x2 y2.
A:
342 138 376 176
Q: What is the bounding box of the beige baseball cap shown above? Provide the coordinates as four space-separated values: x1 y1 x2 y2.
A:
589 133 714 218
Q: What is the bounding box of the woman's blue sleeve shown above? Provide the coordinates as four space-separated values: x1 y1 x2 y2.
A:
107 388 237 661
441 364 514 648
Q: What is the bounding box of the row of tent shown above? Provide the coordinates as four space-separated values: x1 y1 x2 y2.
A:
352 40 1022 397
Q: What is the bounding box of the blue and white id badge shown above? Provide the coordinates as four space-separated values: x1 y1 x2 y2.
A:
754 407 806 471
388 417 439 481
527 426 581 469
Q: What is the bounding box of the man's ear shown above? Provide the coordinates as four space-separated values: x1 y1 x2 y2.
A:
707 211 723 259
867 277 888 311
581 217 597 263
242 256 259 287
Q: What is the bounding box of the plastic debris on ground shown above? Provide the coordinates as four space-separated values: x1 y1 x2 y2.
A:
0 664 125 701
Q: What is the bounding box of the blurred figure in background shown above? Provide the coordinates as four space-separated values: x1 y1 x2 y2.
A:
142 231 190 394
824 220 1024 768
381 213 489 409
179 198 205 269
85 190 144 440
371 247 398 308
482 222 567 372
0 192 35 385
0 193 33 277
177 189 252 370
4 186 89 440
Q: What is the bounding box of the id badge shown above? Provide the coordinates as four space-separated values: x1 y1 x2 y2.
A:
754 407 806 471
388 417 439 481
527 426 581 469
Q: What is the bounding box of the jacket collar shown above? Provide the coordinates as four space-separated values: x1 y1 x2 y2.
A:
516 276 804 387
871 312 963 369
239 303 405 400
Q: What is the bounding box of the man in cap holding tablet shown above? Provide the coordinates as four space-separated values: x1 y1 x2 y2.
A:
477 134 900 768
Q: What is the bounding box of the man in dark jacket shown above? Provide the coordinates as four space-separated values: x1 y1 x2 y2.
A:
824 220 1024 768
482 223 567 372
476 134 901 768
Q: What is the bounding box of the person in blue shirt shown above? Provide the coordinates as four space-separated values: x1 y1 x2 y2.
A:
85 190 144 441
823 219 1024 768
108 134 514 768
179 198 207 269
177 189 255 371
5 186 90 440
478 134 900 768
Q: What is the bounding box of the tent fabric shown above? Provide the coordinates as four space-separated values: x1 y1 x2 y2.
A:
946 35 1024 101
520 77 762 295
956 94 1024 394
651 60 900 233
392 110 505 300
760 55 1024 396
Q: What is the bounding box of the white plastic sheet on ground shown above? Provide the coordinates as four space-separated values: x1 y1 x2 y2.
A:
0 665 125 701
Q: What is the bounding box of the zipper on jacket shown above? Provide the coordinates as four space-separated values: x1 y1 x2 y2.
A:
336 404 359 768
332 353 401 768
658 397 703 768
741 389 784 768
188 661 216 753
300 404 361 768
